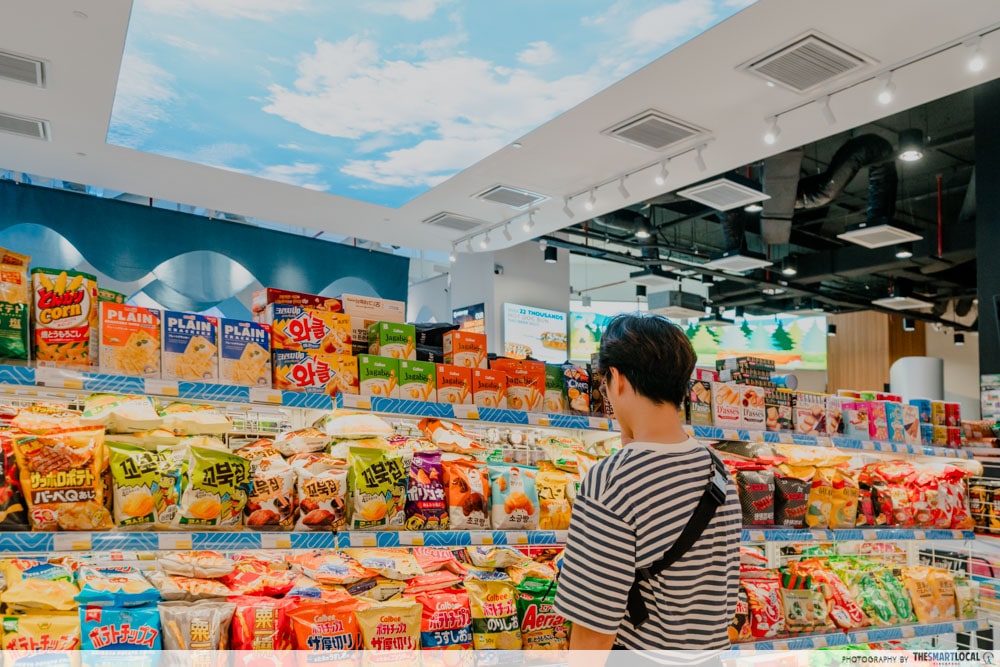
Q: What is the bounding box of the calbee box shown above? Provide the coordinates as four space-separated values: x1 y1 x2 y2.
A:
398 359 436 402
472 368 506 409
162 311 219 382
99 302 161 378
368 321 416 360
436 364 473 405
219 319 271 387
443 330 487 369
358 355 399 399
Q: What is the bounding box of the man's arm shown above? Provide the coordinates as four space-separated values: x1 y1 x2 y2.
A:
570 624 617 650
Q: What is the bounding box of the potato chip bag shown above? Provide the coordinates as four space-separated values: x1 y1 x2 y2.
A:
109 442 179 529
173 445 249 529
160 550 233 578
75 565 159 608
830 469 860 529
742 575 784 638
349 576 407 602
348 446 407 530
954 576 978 620
159 403 231 436
412 548 466 576
288 597 365 651
535 464 572 531
12 427 112 531
1 574 79 612
10 404 82 434
273 427 331 457
728 587 752 644
876 568 917 623
467 546 531 570
774 464 812 528
466 578 521 649
508 561 556 587
405 451 447 531
146 571 231 601
238 441 296 529
355 597 422 651
805 467 835 529
1 612 80 651
290 452 348 531
780 587 828 633
317 412 394 439
442 457 490 530
406 571 463 595
346 548 424 580
489 464 539 530
287 551 375 586
0 432 29 529
415 588 472 649
159 600 235 650
228 595 293 650
79 605 161 650
791 561 867 630
516 577 568 650
221 567 297 598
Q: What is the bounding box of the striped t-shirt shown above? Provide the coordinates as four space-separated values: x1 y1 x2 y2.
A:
554 439 741 650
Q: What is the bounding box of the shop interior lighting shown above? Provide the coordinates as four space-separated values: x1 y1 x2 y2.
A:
781 256 799 276
968 37 986 73
902 317 916 332
634 216 652 239
522 209 536 232
479 232 490 249
502 224 513 242
762 287 785 296
695 144 707 172
877 73 896 105
819 96 836 125
617 176 630 199
561 197 574 219
584 189 596 212
636 284 647 298
654 161 669 186
744 203 763 213
898 128 925 162
895 243 914 259
763 117 780 145
538 238 548 250
955 332 965 346
827 324 837 337
449 246 457 263
544 246 558 263
465 238 473 253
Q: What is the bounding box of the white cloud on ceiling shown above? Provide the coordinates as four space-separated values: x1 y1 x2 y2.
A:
724 0 756 7
364 0 454 21
144 0 309 21
255 162 329 191
108 52 176 148
628 0 718 50
517 41 558 67
160 34 221 56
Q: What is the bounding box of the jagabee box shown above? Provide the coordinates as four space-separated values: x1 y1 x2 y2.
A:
765 390 794 432
885 402 906 443
162 311 219 382
741 385 767 431
794 392 827 436
436 364 472 405
688 380 713 427
251 288 342 317
562 364 590 415
219 319 272 387
97 288 126 304
443 331 487 369
472 368 506 409
368 321 416 360
263 304 351 355
544 365 566 413
31 267 98 367
358 355 399 399
492 358 544 412
99 303 161 378
274 350 336 393
398 359 436 402
711 383 742 429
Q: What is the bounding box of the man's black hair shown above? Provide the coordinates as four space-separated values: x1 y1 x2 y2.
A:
597 313 696 408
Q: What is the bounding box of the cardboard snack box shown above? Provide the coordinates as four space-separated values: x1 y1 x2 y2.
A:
765 389 794 432
358 355 400 399
491 358 545 412
340 294 406 321
399 359 436 402
711 382 742 429
436 364 473 405
252 288 343 316
868 401 889 441
902 405 921 446
793 392 827 436
826 396 846 435
273 350 353 394
162 311 218 382
99 303 161 378
219 319 272 387
368 321 416 360
473 368 507 409
741 385 767 431
263 304 351 355
885 402 906 443
843 403 870 440
688 380 713 427
32 267 98 368
443 330 487 369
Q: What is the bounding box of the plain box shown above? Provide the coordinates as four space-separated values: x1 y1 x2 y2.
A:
262 304 351 354
741 385 766 431
218 319 271 387
436 364 473 405
473 368 507 409
399 359 436 402
162 311 218 382
443 330 487 369
99 302 161 378
711 382 742 429
368 321 416 360
358 354 400 399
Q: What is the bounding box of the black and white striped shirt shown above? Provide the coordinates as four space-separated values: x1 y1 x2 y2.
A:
554 439 741 650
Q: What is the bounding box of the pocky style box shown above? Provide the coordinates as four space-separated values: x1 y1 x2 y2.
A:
688 380 713 427
162 312 218 382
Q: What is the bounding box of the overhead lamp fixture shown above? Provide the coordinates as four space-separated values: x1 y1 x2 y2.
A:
902 317 916 332
449 245 457 263
654 161 669 186
694 144 707 172
538 238 548 250
522 210 536 232
781 256 799 276
465 238 473 253
762 287 785 296
634 216 652 239
584 189 596 212
543 246 558 263
502 224 513 242
581 295 592 307
763 117 780 145
955 332 965 346
968 37 986 73
895 243 914 259
818 96 836 125
479 232 490 249
561 197 574 219
898 128 925 162
641 245 660 260
617 176 630 199
635 285 647 298
827 324 837 337
877 73 896 105
744 203 763 213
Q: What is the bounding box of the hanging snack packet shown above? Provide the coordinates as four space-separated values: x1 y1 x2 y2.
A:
158 600 235 650
405 450 448 530
415 588 473 649
346 548 424 580
805 467 836 529
536 464 572 530
830 469 860 529
442 456 490 530
355 597 422 651
290 452 349 531
735 467 774 526
0 432 29 529
287 551 374 586
173 445 249 529
12 427 112 531
228 596 293 650
1 612 80 651
516 577 569 650
75 565 159 608
80 605 161 650
287 597 365 651
875 568 917 623
349 446 407 530
466 578 522 650
774 464 812 528
489 464 539 530
238 440 296 529
742 575 784 638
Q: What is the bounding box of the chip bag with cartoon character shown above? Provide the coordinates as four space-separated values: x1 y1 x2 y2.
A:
442 456 490 530
348 446 407 530
109 442 179 529
173 445 249 529
75 565 159 608
405 450 447 531
535 463 572 530
489 464 539 530
238 440 296 529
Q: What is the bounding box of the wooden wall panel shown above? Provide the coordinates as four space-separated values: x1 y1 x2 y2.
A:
826 311 890 392
887 314 927 365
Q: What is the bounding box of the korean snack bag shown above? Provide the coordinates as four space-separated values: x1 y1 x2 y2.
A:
442 457 490 530
466 578 522 650
415 588 473 649
405 450 448 530
158 600 236 650
173 445 249 529
109 442 179 529
80 605 162 650
489 464 539 530
516 577 569 650
742 575 784 638
0 432 29 530
349 446 407 530
355 597 422 651
535 464 572 530
290 452 349 531
239 440 296 529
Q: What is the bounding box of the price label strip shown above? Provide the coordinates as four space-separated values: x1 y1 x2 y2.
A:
158 534 193 551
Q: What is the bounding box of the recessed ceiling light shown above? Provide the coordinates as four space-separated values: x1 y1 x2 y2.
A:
968 38 986 73
762 287 785 296
895 243 914 259
634 217 652 239
781 256 798 276
654 161 668 187
744 203 763 213
511 142 523 149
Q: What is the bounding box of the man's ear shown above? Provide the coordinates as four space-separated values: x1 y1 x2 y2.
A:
610 367 627 395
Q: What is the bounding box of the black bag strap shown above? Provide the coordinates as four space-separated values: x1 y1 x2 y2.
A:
626 448 729 629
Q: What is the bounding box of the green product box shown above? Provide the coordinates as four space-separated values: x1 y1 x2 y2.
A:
367 321 416 360
399 359 436 402
358 354 399 399
0 302 30 360
544 364 566 413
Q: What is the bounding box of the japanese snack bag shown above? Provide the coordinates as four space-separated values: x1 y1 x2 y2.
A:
441 456 490 530
172 445 249 529
80 605 162 650
405 450 448 530
516 577 569 650
489 464 539 530
466 578 522 650
535 464 572 530
414 588 473 650
355 597 423 651
287 596 364 651
228 595 293 650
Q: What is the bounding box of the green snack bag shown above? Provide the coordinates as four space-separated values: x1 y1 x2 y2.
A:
854 571 898 627
172 445 248 528
516 577 569 650
0 302 29 361
348 446 407 530
878 568 917 623
954 577 978 619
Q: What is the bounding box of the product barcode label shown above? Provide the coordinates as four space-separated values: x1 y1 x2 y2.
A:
505 531 528 545
145 379 179 397
399 533 424 547
470 532 493 545
349 533 378 548
249 388 283 405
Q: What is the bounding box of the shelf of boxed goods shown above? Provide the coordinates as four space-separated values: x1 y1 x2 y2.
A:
732 618 990 651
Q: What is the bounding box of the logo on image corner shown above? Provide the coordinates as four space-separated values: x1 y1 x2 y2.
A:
984 651 996 665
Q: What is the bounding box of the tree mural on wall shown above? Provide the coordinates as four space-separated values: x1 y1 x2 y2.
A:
772 322 795 351
719 323 749 352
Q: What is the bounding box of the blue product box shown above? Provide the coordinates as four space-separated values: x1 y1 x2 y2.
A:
161 311 218 382
909 398 933 424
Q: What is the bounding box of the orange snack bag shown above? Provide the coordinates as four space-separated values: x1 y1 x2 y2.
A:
287 596 365 651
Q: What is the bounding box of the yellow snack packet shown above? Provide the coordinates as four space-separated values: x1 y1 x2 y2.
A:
1 612 80 651
466 579 522 650
536 465 573 530
355 597 422 651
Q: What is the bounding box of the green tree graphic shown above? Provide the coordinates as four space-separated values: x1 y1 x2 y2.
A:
772 322 794 351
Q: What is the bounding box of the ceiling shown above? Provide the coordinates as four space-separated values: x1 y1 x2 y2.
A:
0 1 999 253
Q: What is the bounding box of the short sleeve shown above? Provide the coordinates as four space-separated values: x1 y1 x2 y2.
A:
553 491 636 634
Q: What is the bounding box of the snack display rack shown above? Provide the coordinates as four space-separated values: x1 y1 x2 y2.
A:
0 362 996 652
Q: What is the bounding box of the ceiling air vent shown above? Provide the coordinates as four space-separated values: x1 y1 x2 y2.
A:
837 223 922 249
422 212 484 233
0 111 47 140
647 290 706 321
678 175 769 211
741 32 870 93
871 295 933 311
605 110 707 152
476 185 546 209
0 51 44 87
703 249 772 273
629 268 675 288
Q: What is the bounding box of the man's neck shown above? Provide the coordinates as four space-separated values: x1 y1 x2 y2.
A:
623 403 690 445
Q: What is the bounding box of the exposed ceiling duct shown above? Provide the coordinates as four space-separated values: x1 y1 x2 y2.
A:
759 149 804 246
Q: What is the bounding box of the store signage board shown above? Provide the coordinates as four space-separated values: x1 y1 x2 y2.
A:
452 303 486 335
502 303 568 364
569 311 611 362
982 374 1000 421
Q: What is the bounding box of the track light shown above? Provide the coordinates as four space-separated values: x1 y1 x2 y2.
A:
502 224 513 242
902 317 916 332
877 73 896 105
763 117 780 145
634 216 652 239
895 243 914 259
744 203 763 213
584 189 596 211
617 176 630 199
544 246 558 263
898 128 924 162
449 245 457 263
539 239 547 250
466 238 473 253
968 38 986 73
581 295 592 308
955 332 965 346
781 256 798 276
827 324 837 337
695 145 707 172
819 96 836 125
479 232 490 249
654 161 669 186
523 210 536 232
636 285 647 298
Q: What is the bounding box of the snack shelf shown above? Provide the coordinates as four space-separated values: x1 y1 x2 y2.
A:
732 617 989 651
0 530 569 554
740 529 976 543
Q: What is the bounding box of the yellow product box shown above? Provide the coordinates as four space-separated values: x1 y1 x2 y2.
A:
358 354 399 399
368 321 416 360
31 267 98 367
398 359 436 402
99 302 161 378
443 330 487 369
219 319 271 387
162 311 219 382
263 303 351 355
273 350 357 395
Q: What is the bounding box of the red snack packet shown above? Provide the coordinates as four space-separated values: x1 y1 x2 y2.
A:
415 588 473 650
412 547 466 575
742 575 784 639
228 596 293 650
287 597 365 651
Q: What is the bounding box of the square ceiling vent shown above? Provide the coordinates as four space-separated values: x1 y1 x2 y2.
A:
678 175 770 211
647 290 706 321
871 295 933 311
0 50 44 87
837 223 922 249
629 268 675 287
604 109 707 152
476 185 546 209
421 212 484 233
703 249 773 273
740 32 871 94
0 111 47 140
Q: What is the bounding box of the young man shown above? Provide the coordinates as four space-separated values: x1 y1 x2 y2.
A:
554 313 741 656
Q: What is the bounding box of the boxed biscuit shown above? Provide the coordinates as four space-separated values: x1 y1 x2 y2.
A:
99 303 161 378
399 359 436 402
842 402 870 439
741 385 767 431
162 311 218 382
368 321 416 360
688 380 713 427
358 355 399 399
443 330 487 369
794 392 827 436
273 350 353 394
932 425 948 447
765 389 794 432
492 358 545 412
826 396 846 435
436 364 472 405
562 364 590 415
587 354 614 417
902 405 921 445
98 288 126 304
931 401 947 426
263 304 351 355
544 365 566 414
473 368 507 409
219 319 271 387
885 402 906 443
868 401 889 441
711 382 742 429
